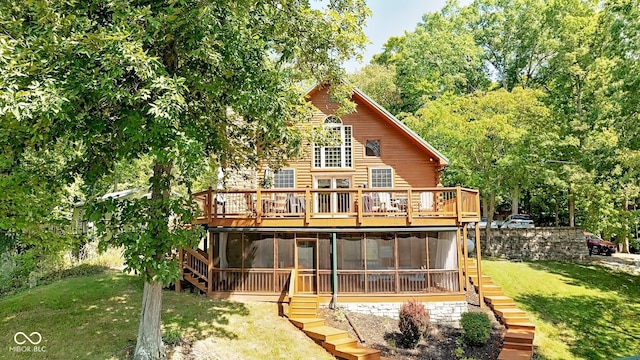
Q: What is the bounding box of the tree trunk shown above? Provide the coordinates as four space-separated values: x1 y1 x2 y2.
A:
133 161 173 360
484 192 496 253
511 186 519 215
134 280 165 360
568 187 575 228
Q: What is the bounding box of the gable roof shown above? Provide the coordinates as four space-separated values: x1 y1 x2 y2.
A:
305 84 449 166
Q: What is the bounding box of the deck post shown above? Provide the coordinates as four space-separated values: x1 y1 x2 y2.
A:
357 188 363 225
456 187 463 222
205 187 212 224
456 227 465 293
175 248 183 293
406 188 413 224
256 189 262 224
462 225 469 290
474 225 484 308
207 230 214 294
330 232 338 309
305 187 311 225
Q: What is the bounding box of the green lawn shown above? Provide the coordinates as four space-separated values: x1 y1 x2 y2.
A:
0 271 333 360
482 259 640 360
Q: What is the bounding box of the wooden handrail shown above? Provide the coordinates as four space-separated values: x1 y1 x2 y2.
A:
184 248 208 264
287 268 297 298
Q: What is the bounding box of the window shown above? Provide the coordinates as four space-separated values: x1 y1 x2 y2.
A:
273 169 294 188
370 168 393 188
365 140 381 157
314 116 353 168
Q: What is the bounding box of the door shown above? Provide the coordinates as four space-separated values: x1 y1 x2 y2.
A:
296 239 316 293
315 177 351 215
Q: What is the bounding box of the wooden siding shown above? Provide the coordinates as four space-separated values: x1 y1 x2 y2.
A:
262 87 441 189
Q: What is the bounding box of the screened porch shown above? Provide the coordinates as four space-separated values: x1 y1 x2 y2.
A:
179 231 464 297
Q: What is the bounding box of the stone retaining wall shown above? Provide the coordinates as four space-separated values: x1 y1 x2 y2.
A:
480 227 589 261
335 301 467 326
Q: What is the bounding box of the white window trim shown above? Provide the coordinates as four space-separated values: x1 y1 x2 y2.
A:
313 117 353 169
369 167 394 188
273 168 296 189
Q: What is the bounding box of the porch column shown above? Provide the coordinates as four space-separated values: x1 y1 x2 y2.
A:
474 226 484 308
207 230 214 294
330 232 338 309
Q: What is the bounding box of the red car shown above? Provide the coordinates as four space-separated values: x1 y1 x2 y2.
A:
585 232 616 256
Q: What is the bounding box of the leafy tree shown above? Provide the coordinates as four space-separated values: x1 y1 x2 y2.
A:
373 1 488 113
405 88 551 238
0 1 369 358
348 64 402 112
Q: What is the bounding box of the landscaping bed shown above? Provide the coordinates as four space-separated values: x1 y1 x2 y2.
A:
318 290 504 360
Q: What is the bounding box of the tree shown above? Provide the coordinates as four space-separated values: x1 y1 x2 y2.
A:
404 88 551 239
0 1 369 358
348 64 402 111
373 1 488 114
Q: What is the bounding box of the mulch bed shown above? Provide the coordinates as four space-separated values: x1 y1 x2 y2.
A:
318 287 504 360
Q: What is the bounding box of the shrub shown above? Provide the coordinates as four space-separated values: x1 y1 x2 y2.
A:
162 328 183 346
398 299 430 348
460 311 491 346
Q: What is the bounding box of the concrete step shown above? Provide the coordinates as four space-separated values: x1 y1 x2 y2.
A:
333 344 381 360
322 337 358 352
304 326 349 342
289 317 325 330
497 348 533 360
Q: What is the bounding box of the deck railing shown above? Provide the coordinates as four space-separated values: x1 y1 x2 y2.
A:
202 268 459 294
192 186 480 226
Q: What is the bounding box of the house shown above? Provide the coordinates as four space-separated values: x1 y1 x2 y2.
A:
180 84 482 324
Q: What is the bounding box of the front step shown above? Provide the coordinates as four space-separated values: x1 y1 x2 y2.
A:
322 337 358 352
304 326 350 342
503 341 534 351
485 295 517 307
498 348 533 360
504 329 534 343
290 317 325 330
504 321 536 331
494 307 529 320
289 295 319 318
333 345 381 360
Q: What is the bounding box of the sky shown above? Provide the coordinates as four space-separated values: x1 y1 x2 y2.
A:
342 0 467 73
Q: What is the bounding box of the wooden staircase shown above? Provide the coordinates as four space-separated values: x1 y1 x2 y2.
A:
287 295 381 360
466 259 536 360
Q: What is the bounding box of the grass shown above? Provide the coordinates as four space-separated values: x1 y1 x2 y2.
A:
482 259 640 360
0 270 334 360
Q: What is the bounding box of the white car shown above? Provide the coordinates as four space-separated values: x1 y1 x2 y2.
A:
468 217 498 229
501 214 535 229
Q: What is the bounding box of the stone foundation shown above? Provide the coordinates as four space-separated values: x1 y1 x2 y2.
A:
480 227 589 261
332 301 467 326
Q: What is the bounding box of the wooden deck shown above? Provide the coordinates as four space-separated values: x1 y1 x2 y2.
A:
192 186 480 228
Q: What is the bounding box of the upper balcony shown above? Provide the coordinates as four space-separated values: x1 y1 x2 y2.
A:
193 187 480 228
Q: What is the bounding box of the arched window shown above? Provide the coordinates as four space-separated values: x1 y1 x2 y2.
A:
314 116 353 168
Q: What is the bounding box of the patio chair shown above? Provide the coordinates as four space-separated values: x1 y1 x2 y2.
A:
419 192 434 212
377 192 399 212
